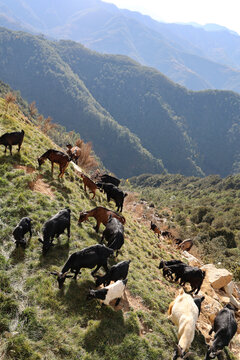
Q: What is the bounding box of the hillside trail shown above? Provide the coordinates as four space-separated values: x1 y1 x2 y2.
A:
22 163 240 358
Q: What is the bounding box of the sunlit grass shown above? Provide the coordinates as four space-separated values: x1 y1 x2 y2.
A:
0 100 234 359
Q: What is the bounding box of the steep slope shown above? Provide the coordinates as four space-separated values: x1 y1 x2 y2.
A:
0 95 201 360
0 28 165 178
0 96 239 360
1 0 240 92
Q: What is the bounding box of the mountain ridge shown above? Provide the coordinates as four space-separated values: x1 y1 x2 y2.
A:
1 0 240 92
0 28 240 177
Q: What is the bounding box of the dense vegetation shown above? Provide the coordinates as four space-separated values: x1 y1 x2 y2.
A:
1 0 240 92
127 173 240 279
0 28 240 178
0 29 165 178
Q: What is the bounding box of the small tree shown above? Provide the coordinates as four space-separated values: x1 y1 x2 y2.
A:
37 115 57 134
75 139 98 170
29 101 37 118
5 92 16 113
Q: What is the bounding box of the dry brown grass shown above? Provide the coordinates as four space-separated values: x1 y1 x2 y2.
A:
5 91 16 112
37 115 57 134
29 101 37 117
75 139 98 171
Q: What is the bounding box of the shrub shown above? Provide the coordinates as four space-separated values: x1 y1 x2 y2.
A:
190 206 210 224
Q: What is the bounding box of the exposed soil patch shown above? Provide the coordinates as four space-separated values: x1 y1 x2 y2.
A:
29 175 54 199
14 165 55 199
14 165 35 173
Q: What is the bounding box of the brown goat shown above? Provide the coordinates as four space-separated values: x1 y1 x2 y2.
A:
0 130 24 155
80 173 98 199
38 149 71 178
177 239 193 252
150 221 161 238
78 206 126 233
66 144 81 163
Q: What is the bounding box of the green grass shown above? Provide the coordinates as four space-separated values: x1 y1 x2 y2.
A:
0 99 236 359
127 174 240 279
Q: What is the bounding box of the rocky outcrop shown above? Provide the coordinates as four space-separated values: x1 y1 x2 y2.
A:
201 264 233 290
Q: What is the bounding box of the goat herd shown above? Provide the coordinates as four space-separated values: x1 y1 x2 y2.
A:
0 129 238 359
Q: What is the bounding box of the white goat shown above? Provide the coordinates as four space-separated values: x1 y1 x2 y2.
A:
87 279 128 306
168 288 204 359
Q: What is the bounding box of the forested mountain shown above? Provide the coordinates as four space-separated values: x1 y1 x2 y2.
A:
0 28 165 178
0 28 240 178
1 0 240 92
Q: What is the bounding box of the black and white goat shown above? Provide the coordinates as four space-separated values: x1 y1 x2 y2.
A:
87 279 128 306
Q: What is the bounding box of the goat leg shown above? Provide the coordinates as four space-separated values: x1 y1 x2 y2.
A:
91 264 101 276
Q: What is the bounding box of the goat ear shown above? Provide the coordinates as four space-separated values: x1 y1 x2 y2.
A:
38 238 44 244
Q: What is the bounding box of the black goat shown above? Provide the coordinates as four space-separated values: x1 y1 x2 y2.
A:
159 259 184 269
0 130 24 155
205 304 237 359
99 174 120 187
159 260 205 294
51 244 114 289
13 217 32 248
96 182 116 194
101 215 124 256
179 267 206 295
163 263 188 281
159 260 187 281
38 208 71 254
104 187 127 212
95 260 131 287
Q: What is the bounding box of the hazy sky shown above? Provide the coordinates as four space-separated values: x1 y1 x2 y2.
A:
103 0 240 34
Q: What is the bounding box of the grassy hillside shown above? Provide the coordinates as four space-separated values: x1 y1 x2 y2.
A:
0 96 216 360
127 173 240 279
